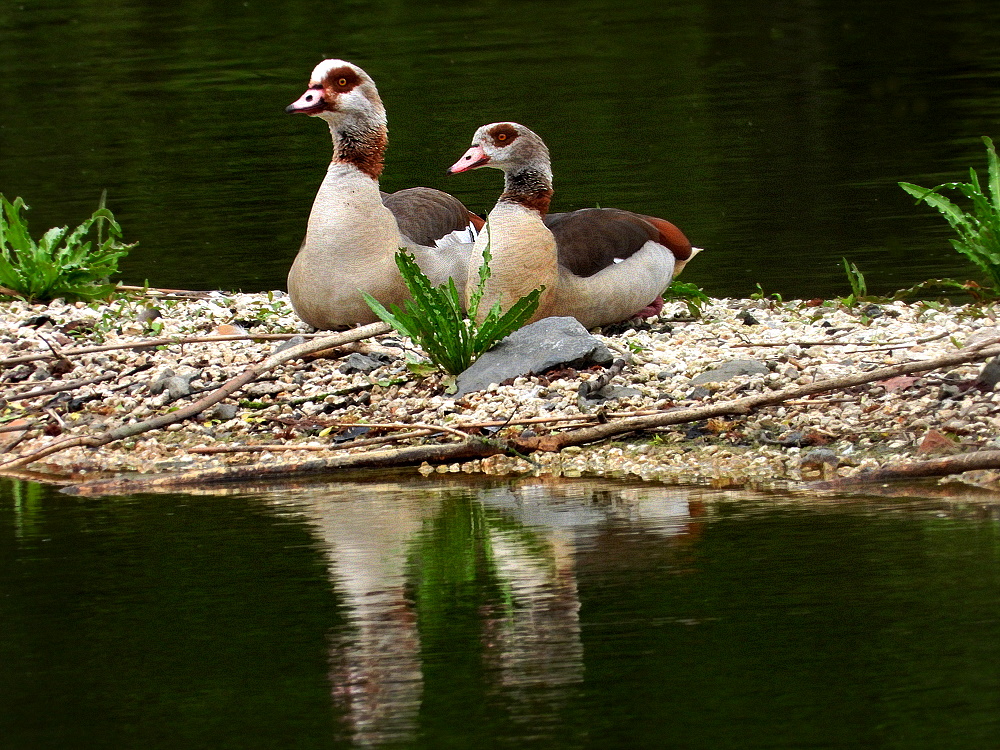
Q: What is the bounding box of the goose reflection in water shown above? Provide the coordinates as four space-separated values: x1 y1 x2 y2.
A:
295 479 701 746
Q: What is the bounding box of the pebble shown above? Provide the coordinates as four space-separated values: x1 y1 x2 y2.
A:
1 292 998 489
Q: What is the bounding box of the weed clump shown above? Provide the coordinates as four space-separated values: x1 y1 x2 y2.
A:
0 192 134 302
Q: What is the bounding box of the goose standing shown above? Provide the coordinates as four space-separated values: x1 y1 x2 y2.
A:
448 122 697 328
285 59 482 328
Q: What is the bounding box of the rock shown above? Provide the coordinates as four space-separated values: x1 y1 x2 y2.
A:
964 328 1000 347
799 449 839 469
210 403 239 421
973 356 1000 391
274 335 307 353
339 352 385 375
691 359 769 385
136 307 161 324
148 369 197 402
160 377 192 402
243 381 288 397
454 317 614 397
917 429 960 455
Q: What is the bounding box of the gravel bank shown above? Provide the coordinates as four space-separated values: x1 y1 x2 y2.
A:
2 291 999 489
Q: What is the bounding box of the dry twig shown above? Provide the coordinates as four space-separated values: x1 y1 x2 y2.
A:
0 332 332 367
0 322 390 471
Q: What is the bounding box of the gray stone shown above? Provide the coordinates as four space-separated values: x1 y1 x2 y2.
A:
211 403 239 421
148 369 197 402
274 335 307 353
339 352 386 374
136 307 161 324
454 317 614 396
691 359 769 385
974 356 1000 391
243 381 288 397
162 377 192 402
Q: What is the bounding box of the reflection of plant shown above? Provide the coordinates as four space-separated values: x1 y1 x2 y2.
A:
364 241 542 375
900 136 1000 294
0 192 134 302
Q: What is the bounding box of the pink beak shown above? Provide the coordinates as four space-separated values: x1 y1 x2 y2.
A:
285 86 327 115
448 145 490 174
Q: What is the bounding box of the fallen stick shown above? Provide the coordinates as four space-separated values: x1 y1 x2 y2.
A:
806 449 1000 489
116 284 215 297
732 330 952 350
6 372 118 402
0 322 390 471
64 439 505 496
187 429 437 454
514 340 1000 452
0 332 333 367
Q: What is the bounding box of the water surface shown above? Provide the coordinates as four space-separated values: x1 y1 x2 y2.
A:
4 0 1000 298
4 475 1000 748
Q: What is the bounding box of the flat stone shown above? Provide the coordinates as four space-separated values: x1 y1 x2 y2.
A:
339 352 385 375
455 317 614 396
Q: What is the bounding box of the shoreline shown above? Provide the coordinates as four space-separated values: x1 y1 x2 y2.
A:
2 290 1000 494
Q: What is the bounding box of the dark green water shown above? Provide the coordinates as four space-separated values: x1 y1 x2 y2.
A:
4 0 1000 299
4 476 1000 748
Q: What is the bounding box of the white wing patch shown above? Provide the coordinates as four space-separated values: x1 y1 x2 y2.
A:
434 224 479 248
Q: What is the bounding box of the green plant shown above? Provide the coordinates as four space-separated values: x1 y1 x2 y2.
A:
663 279 710 317
900 136 1000 293
750 283 783 304
839 257 869 307
0 192 135 302
364 243 543 375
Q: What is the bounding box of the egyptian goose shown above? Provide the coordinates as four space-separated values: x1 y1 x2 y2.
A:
285 59 482 329
448 122 697 328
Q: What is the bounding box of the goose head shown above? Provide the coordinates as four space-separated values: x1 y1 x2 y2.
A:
448 122 552 184
285 59 386 129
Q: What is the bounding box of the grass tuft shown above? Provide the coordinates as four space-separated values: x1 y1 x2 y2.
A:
0 192 135 302
900 136 1000 294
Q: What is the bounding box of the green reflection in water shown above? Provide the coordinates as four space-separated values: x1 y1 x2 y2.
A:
2 478 1000 749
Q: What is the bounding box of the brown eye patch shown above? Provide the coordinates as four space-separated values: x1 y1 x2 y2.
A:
487 123 519 147
324 66 361 92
